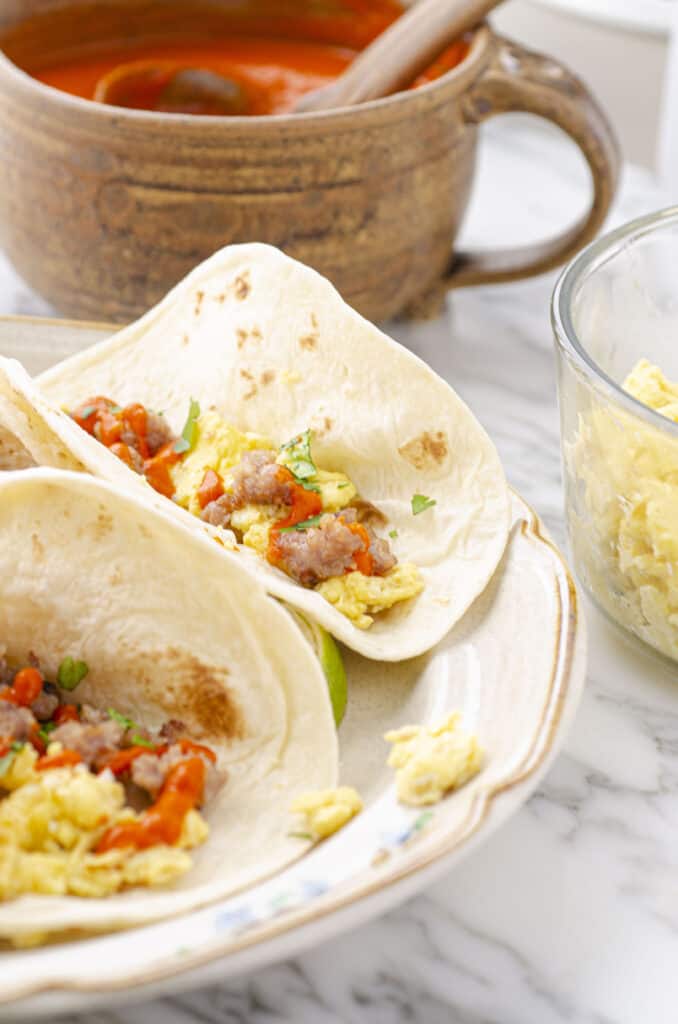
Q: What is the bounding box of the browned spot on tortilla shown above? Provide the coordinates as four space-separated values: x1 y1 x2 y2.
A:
240 369 257 400
194 289 205 316
352 498 388 528
137 523 151 539
299 313 320 351
261 370 276 387
217 293 226 303
312 416 334 439
181 334 189 347
91 509 114 539
149 647 244 741
234 272 251 300
398 431 449 470
108 568 123 586
31 533 44 561
236 326 262 350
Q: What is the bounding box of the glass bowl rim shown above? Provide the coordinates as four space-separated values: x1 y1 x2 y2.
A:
552 204 678 441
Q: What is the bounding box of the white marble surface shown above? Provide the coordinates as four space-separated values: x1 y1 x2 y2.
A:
3 117 678 1024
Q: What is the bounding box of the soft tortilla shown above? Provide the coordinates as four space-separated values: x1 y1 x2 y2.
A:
0 468 337 943
0 422 34 470
0 244 510 660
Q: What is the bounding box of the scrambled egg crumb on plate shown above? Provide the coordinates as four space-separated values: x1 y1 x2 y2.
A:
385 713 483 806
0 746 208 903
291 786 363 840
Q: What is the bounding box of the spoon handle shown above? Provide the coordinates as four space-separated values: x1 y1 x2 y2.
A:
296 0 503 113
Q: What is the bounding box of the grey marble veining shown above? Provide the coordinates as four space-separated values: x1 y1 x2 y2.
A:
3 116 677 1024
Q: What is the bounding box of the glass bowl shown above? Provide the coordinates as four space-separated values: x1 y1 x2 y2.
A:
553 206 678 664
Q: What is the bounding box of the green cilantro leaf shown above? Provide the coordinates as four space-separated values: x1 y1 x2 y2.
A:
107 708 136 731
174 399 201 455
130 734 156 750
279 514 324 534
337 483 350 489
57 657 89 692
288 831 314 841
411 494 437 516
38 721 57 745
389 529 398 539
279 430 317 482
78 405 97 420
0 742 24 779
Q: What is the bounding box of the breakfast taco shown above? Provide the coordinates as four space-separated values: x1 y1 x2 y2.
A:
0 467 337 945
0 244 510 661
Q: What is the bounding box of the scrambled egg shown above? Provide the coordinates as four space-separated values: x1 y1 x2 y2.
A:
172 410 273 515
384 713 483 806
291 786 363 840
311 471 357 512
242 519 272 557
571 359 678 660
317 563 424 629
0 745 208 902
625 359 678 419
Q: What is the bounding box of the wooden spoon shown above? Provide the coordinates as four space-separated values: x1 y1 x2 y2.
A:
294 0 504 114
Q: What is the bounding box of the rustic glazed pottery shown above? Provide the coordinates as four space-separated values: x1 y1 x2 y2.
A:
0 1 620 322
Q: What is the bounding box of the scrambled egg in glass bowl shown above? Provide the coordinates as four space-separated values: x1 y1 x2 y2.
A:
553 208 678 664
566 361 678 661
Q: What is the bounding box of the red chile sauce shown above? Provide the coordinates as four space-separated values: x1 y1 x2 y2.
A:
28 1 470 116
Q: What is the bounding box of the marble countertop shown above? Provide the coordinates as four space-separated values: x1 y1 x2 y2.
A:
3 117 677 1024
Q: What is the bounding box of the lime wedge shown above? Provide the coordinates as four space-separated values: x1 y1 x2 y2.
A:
288 609 347 726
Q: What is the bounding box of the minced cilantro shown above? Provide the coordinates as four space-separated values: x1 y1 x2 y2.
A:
130 734 155 750
38 721 57 745
107 708 136 731
279 430 317 482
279 514 323 534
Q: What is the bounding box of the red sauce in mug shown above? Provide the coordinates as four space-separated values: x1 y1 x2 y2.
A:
30 1 470 116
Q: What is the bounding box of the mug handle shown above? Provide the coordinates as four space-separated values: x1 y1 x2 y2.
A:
442 36 620 292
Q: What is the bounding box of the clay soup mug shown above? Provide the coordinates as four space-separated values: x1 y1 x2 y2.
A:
0 0 620 323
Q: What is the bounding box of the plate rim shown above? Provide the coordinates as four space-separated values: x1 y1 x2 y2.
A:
0 315 585 1009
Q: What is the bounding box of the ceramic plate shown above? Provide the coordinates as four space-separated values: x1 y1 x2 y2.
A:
0 317 587 1019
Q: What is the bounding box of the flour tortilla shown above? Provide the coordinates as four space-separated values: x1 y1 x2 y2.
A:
0 422 34 470
0 468 337 943
1 244 510 660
